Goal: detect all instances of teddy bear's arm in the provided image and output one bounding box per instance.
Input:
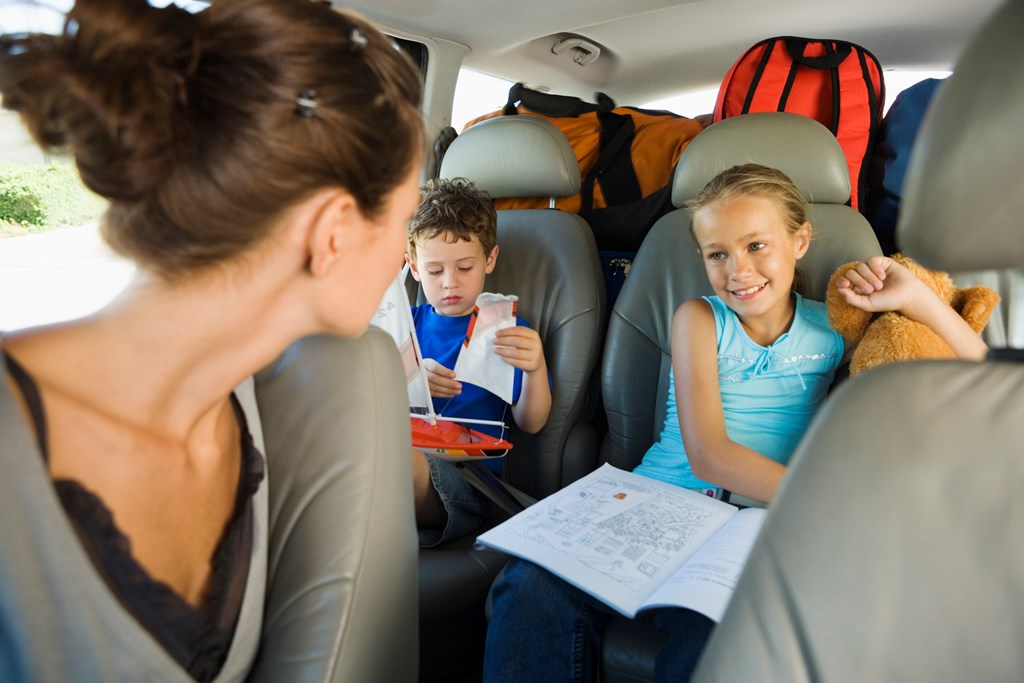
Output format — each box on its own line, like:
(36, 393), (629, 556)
(952, 285), (1002, 334)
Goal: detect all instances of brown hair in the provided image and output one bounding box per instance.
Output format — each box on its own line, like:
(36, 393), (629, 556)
(0, 0), (424, 278)
(407, 177), (497, 260)
(687, 163), (811, 294)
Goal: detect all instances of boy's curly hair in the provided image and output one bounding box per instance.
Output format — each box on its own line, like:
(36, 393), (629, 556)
(407, 177), (497, 259)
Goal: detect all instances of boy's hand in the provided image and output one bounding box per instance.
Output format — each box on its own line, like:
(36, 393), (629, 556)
(493, 326), (546, 374)
(422, 358), (461, 398)
(834, 255), (927, 315)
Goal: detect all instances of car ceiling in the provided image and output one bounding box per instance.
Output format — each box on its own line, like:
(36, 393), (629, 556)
(342, 0), (1006, 104)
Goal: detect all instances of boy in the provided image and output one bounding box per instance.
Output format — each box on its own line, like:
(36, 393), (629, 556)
(406, 177), (552, 547)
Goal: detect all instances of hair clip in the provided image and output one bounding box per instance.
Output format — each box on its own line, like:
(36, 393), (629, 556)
(295, 89), (318, 117)
(1, 34), (29, 56)
(350, 28), (368, 53)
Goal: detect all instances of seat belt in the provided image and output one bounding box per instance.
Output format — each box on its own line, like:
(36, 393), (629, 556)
(456, 461), (537, 517)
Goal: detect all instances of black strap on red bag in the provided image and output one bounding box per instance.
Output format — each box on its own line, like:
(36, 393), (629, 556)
(714, 36), (885, 210)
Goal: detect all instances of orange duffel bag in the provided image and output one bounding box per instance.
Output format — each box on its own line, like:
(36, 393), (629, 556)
(464, 83), (705, 253)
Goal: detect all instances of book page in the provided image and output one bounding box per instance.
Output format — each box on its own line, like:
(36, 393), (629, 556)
(642, 507), (767, 621)
(475, 463), (738, 617)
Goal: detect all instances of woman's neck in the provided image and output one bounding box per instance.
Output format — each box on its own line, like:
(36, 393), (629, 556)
(5, 254), (317, 446)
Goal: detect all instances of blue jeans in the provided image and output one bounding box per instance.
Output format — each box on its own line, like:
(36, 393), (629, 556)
(418, 456), (493, 548)
(483, 558), (714, 682)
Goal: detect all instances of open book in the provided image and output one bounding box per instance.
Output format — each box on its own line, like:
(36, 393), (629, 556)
(475, 463), (767, 620)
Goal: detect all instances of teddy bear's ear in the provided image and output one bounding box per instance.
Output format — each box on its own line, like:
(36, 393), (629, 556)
(826, 261), (873, 344)
(953, 285), (1002, 333)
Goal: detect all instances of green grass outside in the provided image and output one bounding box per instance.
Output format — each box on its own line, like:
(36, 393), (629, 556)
(0, 162), (107, 238)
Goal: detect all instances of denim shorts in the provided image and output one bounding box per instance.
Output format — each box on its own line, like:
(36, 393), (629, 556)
(418, 455), (493, 548)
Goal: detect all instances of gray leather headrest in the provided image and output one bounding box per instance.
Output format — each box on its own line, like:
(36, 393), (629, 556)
(898, 0), (1024, 271)
(671, 112), (851, 208)
(439, 116), (581, 200)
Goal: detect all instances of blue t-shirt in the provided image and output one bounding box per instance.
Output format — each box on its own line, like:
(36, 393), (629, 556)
(412, 304), (526, 470)
(633, 294), (844, 489)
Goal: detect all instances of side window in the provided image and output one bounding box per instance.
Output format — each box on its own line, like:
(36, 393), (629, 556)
(1, 1), (123, 331)
(1, 1), (217, 331)
(393, 36), (428, 78)
(451, 69), (514, 133)
(881, 70), (951, 113)
(642, 87), (719, 118)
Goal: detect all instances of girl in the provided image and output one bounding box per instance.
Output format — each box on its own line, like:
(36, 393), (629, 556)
(483, 163), (987, 682)
(0, 1), (423, 681)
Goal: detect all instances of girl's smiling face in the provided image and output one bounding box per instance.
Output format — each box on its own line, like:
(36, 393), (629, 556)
(693, 194), (811, 331)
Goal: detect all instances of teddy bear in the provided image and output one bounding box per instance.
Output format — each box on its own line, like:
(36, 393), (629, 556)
(825, 253), (1001, 376)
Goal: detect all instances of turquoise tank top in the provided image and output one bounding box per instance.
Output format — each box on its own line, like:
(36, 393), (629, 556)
(633, 294), (844, 489)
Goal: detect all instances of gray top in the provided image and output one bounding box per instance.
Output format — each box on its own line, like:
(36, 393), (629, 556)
(0, 343), (267, 683)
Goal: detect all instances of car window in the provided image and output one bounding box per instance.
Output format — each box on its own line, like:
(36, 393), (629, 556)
(0, 1), (127, 331)
(452, 68), (514, 132)
(642, 87), (719, 117)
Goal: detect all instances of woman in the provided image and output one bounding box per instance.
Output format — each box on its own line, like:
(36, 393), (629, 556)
(0, 1), (423, 680)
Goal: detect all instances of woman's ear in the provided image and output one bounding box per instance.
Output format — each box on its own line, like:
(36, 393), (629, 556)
(305, 191), (362, 278)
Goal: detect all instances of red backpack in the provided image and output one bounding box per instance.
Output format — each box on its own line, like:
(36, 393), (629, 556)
(714, 37), (885, 210)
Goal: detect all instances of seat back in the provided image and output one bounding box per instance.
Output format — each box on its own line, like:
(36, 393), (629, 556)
(600, 112), (881, 474)
(693, 2), (1024, 680)
(248, 331), (417, 683)
(437, 115), (607, 497)
(417, 116), (606, 681)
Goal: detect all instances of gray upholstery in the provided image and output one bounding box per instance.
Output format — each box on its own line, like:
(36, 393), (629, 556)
(440, 116), (581, 200)
(671, 112), (853, 207)
(897, 0), (1024, 350)
(598, 112), (882, 682)
(898, 2), (1024, 272)
(419, 114), (606, 680)
(692, 363), (1024, 683)
(485, 214), (606, 495)
(249, 331), (418, 683)
(693, 2), (1024, 681)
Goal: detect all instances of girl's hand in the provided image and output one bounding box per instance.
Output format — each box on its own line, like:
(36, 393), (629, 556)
(834, 255), (927, 314)
(422, 358), (461, 398)
(493, 326), (546, 375)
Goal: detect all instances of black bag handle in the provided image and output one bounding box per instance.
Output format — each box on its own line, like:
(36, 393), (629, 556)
(503, 82), (615, 117)
(784, 37), (852, 69)
(581, 112), (640, 213)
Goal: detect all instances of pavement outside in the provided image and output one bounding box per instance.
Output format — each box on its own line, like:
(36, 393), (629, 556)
(0, 222), (135, 332)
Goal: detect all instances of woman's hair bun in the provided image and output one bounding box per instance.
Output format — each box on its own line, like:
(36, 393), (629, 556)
(3, 0), (424, 278)
(1, 0), (201, 201)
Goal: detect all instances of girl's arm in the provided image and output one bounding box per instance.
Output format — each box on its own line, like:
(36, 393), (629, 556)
(497, 326), (552, 434)
(835, 256), (988, 360)
(673, 300), (786, 504)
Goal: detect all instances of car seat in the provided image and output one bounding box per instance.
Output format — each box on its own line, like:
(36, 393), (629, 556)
(864, 75), (1022, 349)
(248, 331), (418, 682)
(596, 112), (882, 681)
(418, 115), (607, 680)
(692, 1), (1024, 679)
